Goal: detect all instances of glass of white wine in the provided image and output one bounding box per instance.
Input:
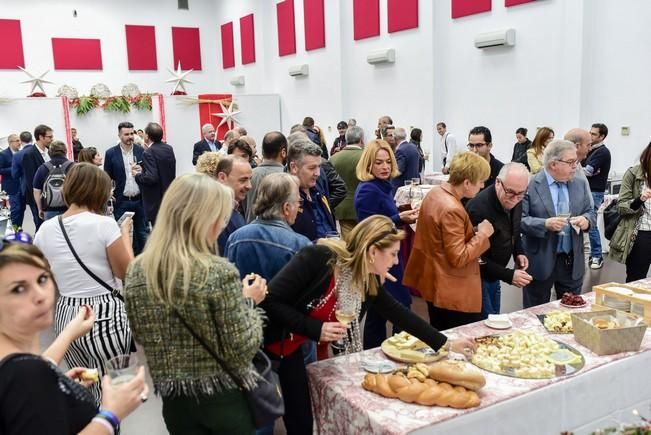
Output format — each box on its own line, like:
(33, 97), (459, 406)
(333, 298), (356, 354)
(107, 354), (139, 386)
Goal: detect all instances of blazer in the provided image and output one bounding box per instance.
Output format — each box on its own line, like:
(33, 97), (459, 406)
(21, 145), (46, 206)
(403, 184), (490, 312)
(320, 158), (346, 209)
(104, 144), (145, 200)
(11, 144), (33, 195)
(0, 148), (19, 195)
(520, 170), (596, 281)
(465, 184), (525, 284)
(391, 141), (424, 192)
(261, 244), (447, 351)
(135, 142), (176, 224)
(192, 138), (222, 166)
(330, 146), (363, 221)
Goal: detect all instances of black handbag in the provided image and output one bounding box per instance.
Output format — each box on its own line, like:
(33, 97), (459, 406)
(603, 199), (620, 240)
(170, 307), (284, 429)
(57, 215), (137, 353)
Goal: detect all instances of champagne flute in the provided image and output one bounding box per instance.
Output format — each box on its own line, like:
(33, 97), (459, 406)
(333, 296), (356, 354)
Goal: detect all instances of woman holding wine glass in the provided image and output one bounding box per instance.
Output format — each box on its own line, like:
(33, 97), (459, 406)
(353, 139), (419, 349)
(261, 215), (477, 435)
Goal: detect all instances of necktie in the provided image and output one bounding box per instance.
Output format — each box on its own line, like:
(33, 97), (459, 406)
(555, 182), (572, 254)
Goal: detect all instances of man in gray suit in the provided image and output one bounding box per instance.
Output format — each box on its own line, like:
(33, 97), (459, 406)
(521, 139), (596, 308)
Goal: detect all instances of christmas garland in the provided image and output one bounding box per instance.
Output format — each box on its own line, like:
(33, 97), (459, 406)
(69, 94), (154, 116)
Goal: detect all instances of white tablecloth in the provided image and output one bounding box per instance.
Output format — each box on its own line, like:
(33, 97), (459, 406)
(423, 173), (449, 186)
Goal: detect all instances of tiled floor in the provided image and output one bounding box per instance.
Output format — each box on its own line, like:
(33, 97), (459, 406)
(28, 201), (641, 435)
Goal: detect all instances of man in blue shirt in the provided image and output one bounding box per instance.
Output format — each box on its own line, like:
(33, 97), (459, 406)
(216, 155), (251, 254)
(287, 138), (336, 241)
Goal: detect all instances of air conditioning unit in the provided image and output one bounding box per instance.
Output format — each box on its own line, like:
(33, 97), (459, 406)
(474, 28), (516, 49)
(229, 75), (245, 86)
(288, 64), (309, 77)
(367, 48), (395, 65)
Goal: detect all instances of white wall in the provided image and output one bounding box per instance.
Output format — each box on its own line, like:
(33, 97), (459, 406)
(1, 0), (650, 173)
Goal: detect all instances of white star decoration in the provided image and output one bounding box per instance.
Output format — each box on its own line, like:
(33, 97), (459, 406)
(212, 101), (241, 130)
(165, 62), (193, 94)
(18, 66), (54, 95)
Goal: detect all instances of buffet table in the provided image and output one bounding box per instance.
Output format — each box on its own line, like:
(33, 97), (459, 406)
(306, 283), (651, 435)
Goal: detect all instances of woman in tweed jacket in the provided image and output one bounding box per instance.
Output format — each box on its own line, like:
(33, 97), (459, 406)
(125, 173), (267, 435)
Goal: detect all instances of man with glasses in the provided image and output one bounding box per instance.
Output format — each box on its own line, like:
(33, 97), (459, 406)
(22, 124), (53, 230)
(466, 163), (532, 318)
(520, 139), (596, 308)
(467, 126), (503, 189)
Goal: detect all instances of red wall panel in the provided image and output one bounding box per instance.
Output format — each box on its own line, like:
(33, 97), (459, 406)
(52, 38), (103, 70)
(171, 27), (202, 70)
(505, 0), (536, 6)
(221, 22), (235, 69)
(451, 0), (492, 19)
(304, 0), (325, 51)
(277, 0), (296, 56)
(353, 0), (380, 40)
(0, 19), (25, 69)
(125, 25), (157, 70)
(388, 0), (418, 33)
(240, 14), (256, 64)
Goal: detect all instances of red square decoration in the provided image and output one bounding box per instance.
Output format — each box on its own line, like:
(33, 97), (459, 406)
(353, 0), (380, 40)
(52, 38), (103, 70)
(171, 27), (202, 70)
(277, 0), (297, 56)
(240, 14), (256, 64)
(388, 0), (418, 33)
(0, 19), (25, 69)
(451, 0), (492, 19)
(125, 25), (157, 70)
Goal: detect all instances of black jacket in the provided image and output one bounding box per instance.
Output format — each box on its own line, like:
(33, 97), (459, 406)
(320, 158), (347, 209)
(192, 139), (222, 166)
(21, 145), (46, 206)
(135, 142), (176, 224)
(261, 244), (447, 350)
(511, 139), (531, 165)
(465, 184), (525, 284)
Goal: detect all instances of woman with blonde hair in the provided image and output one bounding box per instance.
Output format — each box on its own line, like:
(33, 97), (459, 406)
(354, 139), (419, 349)
(527, 127), (554, 174)
(124, 173), (266, 435)
(34, 163), (134, 403)
(405, 152), (494, 330)
(262, 215), (476, 434)
(195, 151), (221, 178)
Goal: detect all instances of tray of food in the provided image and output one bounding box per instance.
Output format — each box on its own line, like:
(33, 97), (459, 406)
(471, 330), (584, 379)
(537, 310), (573, 334)
(559, 292), (588, 308)
(381, 331), (448, 363)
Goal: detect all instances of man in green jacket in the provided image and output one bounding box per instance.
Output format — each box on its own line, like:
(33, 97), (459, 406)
(330, 125), (365, 239)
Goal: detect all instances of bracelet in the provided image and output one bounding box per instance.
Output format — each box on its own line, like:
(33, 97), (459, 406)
(91, 417), (115, 435)
(97, 410), (120, 430)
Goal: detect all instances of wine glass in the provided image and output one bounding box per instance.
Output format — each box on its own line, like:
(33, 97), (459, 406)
(410, 187), (424, 210)
(333, 295), (356, 354)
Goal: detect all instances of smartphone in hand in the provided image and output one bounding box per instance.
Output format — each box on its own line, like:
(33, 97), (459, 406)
(117, 211), (135, 226)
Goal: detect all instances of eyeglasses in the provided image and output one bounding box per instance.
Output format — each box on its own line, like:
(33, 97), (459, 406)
(556, 159), (578, 167)
(467, 143), (488, 150)
(0, 232), (34, 251)
(497, 178), (526, 198)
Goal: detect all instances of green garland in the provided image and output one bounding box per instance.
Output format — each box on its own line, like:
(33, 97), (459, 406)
(69, 94), (155, 116)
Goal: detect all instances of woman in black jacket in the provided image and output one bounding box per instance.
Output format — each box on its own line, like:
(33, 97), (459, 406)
(261, 215), (477, 434)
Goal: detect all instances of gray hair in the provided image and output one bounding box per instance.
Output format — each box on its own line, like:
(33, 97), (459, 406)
(290, 124), (308, 134)
(347, 118), (357, 126)
(345, 126), (364, 145)
(287, 131), (309, 148)
(224, 129), (239, 142)
(394, 127), (407, 142)
(254, 172), (299, 220)
(497, 162), (529, 179)
(201, 123), (214, 134)
(287, 138), (322, 166)
(543, 139), (576, 167)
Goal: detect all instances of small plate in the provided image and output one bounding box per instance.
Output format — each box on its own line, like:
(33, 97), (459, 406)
(560, 301), (588, 309)
(360, 359), (397, 374)
(484, 319), (512, 330)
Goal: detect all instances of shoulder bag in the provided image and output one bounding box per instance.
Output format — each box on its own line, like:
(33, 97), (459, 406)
(170, 307), (284, 429)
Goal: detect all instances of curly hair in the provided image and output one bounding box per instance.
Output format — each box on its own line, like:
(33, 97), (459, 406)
(195, 152), (221, 178)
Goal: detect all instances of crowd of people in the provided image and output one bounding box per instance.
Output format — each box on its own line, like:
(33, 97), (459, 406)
(0, 115), (650, 435)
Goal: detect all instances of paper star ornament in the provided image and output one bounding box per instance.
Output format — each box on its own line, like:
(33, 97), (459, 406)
(18, 67), (54, 96)
(165, 62), (193, 95)
(212, 101), (241, 130)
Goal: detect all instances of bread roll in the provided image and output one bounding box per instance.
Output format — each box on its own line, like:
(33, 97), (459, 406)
(427, 360), (486, 391)
(362, 373), (481, 409)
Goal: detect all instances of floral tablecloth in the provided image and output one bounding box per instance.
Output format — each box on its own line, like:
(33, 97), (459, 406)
(306, 286), (651, 435)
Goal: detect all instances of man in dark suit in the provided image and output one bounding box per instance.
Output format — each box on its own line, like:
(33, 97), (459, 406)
(22, 124), (54, 230)
(10, 131), (34, 229)
(134, 122), (176, 226)
(466, 163), (532, 318)
(104, 121), (148, 254)
(192, 123), (221, 165)
(0, 134), (24, 229)
(391, 127), (424, 193)
(521, 139), (596, 308)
